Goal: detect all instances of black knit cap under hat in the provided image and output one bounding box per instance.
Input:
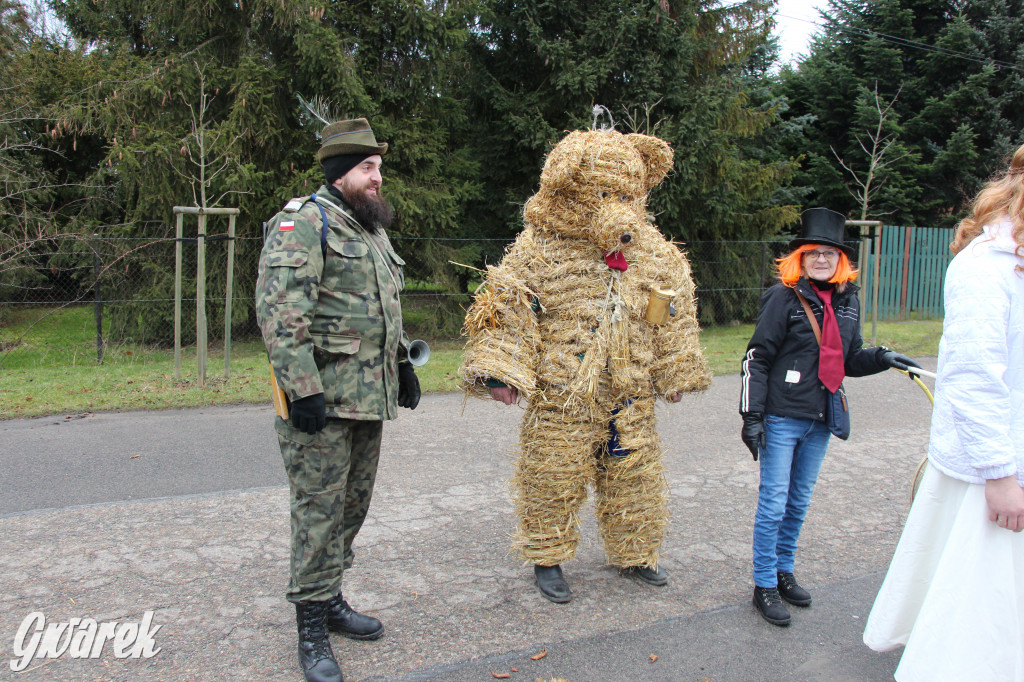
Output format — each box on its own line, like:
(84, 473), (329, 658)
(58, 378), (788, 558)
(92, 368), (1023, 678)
(324, 154), (369, 186)
(789, 207), (856, 259)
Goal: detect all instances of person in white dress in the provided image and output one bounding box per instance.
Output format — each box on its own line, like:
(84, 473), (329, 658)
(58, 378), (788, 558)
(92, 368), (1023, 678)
(863, 143), (1024, 681)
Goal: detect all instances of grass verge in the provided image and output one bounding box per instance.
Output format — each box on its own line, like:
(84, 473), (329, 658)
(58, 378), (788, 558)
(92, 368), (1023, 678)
(1, 307), (942, 420)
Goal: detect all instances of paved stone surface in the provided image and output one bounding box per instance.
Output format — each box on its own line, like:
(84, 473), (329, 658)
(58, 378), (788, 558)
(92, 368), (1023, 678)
(0, 365), (934, 681)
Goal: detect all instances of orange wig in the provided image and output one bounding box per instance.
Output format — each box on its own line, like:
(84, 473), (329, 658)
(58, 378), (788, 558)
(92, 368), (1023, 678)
(776, 244), (859, 289)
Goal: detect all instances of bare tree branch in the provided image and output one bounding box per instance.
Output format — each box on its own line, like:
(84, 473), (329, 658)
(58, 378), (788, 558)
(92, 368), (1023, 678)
(174, 61), (252, 210)
(831, 82), (908, 220)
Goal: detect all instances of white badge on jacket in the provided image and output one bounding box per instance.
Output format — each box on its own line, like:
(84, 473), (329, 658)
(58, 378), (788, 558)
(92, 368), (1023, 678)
(785, 370), (800, 383)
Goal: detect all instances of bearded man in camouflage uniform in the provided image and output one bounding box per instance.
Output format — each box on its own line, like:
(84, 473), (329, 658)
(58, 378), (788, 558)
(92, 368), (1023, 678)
(256, 117), (420, 682)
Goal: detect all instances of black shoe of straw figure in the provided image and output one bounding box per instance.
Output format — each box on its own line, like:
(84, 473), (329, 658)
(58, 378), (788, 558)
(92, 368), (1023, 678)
(534, 564), (572, 603)
(620, 565), (669, 586)
(776, 572), (812, 607)
(753, 586), (791, 626)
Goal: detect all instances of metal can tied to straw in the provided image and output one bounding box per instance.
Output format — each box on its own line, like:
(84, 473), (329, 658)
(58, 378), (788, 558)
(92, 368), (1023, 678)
(645, 286), (675, 325)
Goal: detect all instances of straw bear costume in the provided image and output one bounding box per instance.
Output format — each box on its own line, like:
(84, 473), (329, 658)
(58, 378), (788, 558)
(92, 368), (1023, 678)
(460, 128), (711, 569)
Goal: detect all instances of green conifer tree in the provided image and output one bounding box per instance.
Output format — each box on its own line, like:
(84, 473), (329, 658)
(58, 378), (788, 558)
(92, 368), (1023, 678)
(778, 0), (1024, 227)
(40, 0), (475, 341)
(458, 0), (799, 323)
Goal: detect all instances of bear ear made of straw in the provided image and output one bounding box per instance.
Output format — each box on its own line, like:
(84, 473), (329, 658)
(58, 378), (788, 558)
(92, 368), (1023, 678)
(538, 131), (588, 192)
(626, 133), (673, 189)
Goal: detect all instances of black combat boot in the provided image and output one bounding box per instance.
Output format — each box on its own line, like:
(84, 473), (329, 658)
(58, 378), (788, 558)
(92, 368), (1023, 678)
(295, 601), (344, 682)
(326, 594), (384, 640)
(534, 564), (572, 603)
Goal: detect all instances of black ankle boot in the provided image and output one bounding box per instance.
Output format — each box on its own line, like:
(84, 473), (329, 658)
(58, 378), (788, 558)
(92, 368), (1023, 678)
(534, 564), (572, 603)
(326, 594), (384, 640)
(296, 601), (344, 682)
(753, 586), (790, 626)
(776, 572), (811, 606)
(620, 565), (669, 586)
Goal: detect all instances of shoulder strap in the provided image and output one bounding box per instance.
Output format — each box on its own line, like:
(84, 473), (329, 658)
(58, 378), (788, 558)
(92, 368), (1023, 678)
(794, 289), (822, 346)
(306, 193), (329, 256)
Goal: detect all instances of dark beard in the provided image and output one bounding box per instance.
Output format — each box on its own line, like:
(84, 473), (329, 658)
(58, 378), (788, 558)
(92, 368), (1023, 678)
(330, 185), (394, 232)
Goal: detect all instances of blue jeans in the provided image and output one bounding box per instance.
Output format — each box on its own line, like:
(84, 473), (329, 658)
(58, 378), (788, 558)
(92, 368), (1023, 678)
(752, 415), (832, 588)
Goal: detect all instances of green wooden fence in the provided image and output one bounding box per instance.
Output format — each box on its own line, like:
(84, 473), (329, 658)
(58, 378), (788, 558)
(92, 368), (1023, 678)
(859, 225), (954, 320)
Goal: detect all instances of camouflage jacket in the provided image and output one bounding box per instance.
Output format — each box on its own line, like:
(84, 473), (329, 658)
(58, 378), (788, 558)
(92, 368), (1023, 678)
(255, 185), (410, 421)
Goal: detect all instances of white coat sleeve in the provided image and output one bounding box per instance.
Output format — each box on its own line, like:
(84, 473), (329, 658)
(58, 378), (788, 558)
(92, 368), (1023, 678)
(938, 259), (1017, 480)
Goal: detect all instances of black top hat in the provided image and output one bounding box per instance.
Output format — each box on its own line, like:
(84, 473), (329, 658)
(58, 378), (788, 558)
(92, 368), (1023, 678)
(789, 207), (855, 259)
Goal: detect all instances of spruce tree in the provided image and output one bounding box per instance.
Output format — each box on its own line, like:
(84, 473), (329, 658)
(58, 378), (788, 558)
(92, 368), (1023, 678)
(0, 0), (40, 309)
(40, 0), (475, 341)
(458, 0), (799, 323)
(0, 0), (100, 310)
(778, 0), (1024, 227)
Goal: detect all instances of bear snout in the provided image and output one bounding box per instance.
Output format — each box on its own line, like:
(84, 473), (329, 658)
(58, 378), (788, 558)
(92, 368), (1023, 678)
(593, 201), (646, 252)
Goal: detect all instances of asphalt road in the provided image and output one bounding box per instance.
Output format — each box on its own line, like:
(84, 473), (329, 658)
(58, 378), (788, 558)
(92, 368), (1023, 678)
(0, 368), (932, 680)
(0, 405), (288, 514)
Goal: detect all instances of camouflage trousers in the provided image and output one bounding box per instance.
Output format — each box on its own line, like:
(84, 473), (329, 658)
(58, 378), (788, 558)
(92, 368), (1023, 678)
(275, 416), (382, 603)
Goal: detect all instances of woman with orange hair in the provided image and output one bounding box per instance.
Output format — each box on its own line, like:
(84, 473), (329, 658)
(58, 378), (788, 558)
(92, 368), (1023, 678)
(739, 208), (919, 626)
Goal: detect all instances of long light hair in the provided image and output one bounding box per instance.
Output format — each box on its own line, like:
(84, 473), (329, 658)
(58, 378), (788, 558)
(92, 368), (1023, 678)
(952, 143), (1024, 271)
(776, 243), (859, 290)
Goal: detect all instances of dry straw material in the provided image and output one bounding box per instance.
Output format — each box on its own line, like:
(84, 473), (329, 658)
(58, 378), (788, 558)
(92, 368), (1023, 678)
(459, 127), (711, 568)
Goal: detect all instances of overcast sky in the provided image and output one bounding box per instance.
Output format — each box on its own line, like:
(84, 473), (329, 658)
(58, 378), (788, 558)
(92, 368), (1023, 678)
(774, 0), (827, 64)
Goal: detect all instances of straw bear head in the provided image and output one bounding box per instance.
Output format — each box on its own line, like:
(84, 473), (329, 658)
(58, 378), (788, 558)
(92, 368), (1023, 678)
(525, 129), (674, 253)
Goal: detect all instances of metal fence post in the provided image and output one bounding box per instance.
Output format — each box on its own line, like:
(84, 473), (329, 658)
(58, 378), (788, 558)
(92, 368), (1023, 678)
(759, 241), (767, 295)
(872, 224), (882, 344)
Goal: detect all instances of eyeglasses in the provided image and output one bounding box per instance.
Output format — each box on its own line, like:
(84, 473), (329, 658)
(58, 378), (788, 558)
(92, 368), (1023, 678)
(804, 249), (839, 261)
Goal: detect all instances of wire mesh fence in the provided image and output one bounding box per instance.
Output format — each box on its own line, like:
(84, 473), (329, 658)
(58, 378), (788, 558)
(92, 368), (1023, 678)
(0, 233), (937, 369)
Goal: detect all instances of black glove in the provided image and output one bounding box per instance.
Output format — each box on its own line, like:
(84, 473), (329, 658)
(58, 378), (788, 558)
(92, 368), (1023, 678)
(398, 362), (421, 410)
(741, 412), (766, 461)
(879, 349), (922, 376)
(290, 393), (326, 435)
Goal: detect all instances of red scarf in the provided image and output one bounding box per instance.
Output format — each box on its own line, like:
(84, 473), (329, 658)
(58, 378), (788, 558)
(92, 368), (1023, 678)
(812, 284), (845, 393)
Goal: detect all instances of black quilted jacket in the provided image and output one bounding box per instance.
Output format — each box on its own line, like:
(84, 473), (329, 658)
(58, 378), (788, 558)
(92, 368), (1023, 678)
(739, 277), (889, 421)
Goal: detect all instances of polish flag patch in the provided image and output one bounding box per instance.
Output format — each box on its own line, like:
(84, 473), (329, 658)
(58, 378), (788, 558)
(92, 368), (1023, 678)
(279, 221), (295, 231)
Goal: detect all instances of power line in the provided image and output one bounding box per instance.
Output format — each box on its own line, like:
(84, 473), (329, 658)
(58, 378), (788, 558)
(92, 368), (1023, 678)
(777, 12), (1022, 73)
